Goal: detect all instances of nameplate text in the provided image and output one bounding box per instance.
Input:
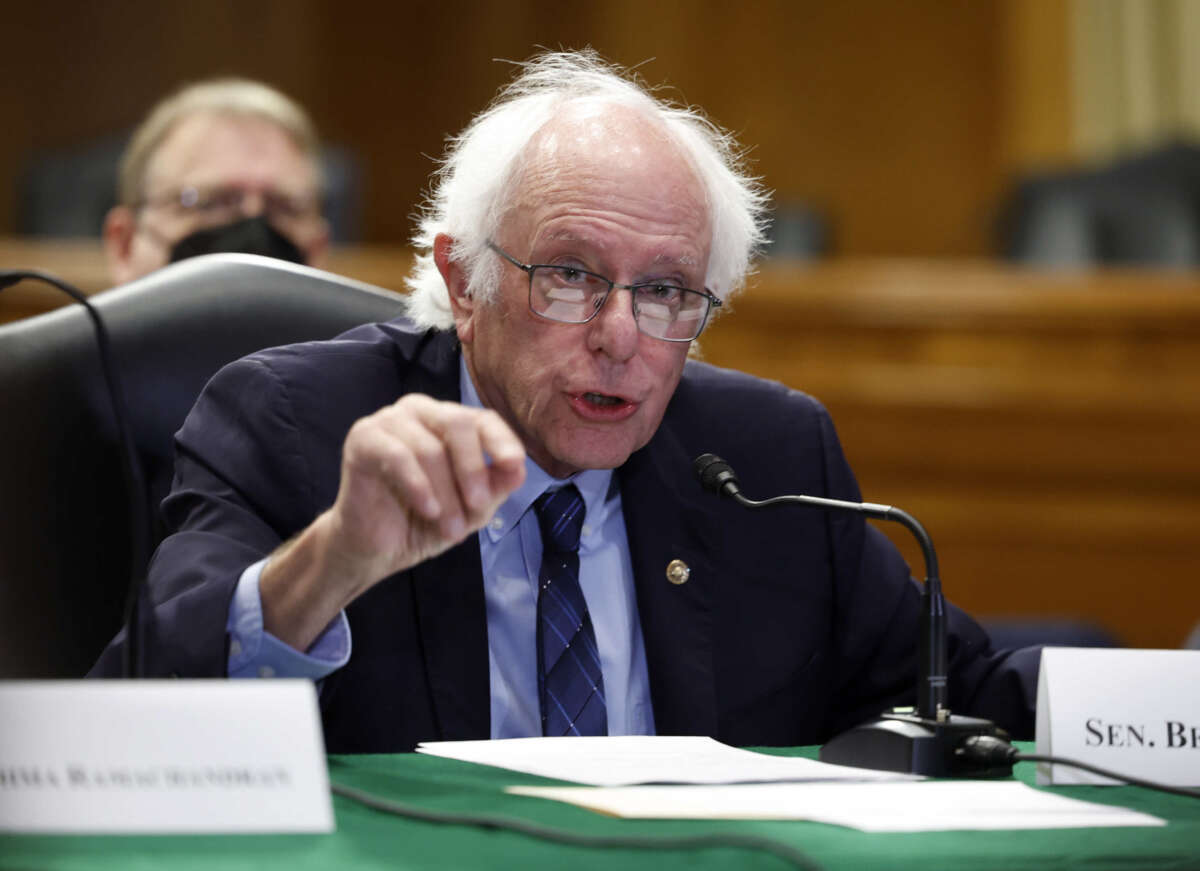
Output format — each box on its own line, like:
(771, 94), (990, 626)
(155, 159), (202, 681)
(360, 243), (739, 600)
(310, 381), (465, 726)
(0, 680), (333, 833)
(1035, 648), (1200, 786)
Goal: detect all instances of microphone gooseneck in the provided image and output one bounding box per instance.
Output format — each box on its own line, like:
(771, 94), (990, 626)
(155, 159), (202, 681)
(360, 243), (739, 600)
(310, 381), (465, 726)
(694, 452), (945, 719)
(693, 452), (1008, 777)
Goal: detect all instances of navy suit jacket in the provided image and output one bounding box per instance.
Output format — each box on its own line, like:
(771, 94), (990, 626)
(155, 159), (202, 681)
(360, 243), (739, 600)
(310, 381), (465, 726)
(93, 319), (1037, 751)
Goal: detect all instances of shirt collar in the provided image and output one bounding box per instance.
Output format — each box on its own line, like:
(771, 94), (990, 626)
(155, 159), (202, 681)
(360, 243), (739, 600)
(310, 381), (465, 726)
(459, 357), (614, 543)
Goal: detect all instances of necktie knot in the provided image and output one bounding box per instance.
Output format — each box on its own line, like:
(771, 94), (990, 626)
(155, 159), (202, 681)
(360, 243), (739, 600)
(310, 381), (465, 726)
(534, 484), (585, 554)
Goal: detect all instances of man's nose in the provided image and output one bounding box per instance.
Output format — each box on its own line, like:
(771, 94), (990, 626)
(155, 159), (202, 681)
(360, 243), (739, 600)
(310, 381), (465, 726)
(239, 191), (267, 217)
(587, 288), (640, 360)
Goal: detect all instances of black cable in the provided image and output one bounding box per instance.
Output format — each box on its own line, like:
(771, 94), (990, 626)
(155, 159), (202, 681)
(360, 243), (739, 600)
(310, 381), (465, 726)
(1013, 752), (1200, 800)
(0, 270), (150, 678)
(328, 781), (824, 871)
(960, 735), (1200, 800)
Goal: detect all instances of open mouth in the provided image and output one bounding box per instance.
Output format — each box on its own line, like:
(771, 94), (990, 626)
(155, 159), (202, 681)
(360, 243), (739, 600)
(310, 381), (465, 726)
(583, 392), (625, 407)
(570, 391), (638, 421)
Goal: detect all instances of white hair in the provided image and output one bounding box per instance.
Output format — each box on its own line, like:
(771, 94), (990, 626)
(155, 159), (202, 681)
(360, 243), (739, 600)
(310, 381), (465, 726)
(404, 50), (770, 330)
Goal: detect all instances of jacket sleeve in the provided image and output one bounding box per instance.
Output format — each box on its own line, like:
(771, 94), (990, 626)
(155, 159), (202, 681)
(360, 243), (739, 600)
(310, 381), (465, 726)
(89, 354), (321, 678)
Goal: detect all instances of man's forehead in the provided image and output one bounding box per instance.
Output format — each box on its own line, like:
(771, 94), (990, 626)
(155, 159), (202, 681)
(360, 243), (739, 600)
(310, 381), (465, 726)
(526, 103), (679, 168)
(512, 106), (708, 212)
(144, 111), (317, 192)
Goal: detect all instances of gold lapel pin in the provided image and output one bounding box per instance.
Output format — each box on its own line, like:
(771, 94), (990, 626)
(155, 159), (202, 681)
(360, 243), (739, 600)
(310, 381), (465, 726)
(666, 559), (690, 585)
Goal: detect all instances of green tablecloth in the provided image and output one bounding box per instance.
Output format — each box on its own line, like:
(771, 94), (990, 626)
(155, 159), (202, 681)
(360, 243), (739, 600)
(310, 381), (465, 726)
(2, 744), (1196, 870)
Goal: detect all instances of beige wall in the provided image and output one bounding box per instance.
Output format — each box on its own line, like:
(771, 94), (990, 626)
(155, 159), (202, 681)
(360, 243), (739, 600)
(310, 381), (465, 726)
(1072, 0), (1200, 159)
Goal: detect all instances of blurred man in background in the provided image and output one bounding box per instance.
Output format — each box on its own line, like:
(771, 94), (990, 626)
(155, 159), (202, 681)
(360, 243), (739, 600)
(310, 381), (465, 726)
(102, 78), (329, 284)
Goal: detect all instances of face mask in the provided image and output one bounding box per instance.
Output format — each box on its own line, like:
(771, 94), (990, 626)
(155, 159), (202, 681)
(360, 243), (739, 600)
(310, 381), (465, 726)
(168, 215), (306, 265)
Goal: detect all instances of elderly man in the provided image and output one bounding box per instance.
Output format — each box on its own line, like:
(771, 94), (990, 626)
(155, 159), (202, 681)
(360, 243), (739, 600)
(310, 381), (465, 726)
(93, 52), (1037, 752)
(102, 78), (329, 284)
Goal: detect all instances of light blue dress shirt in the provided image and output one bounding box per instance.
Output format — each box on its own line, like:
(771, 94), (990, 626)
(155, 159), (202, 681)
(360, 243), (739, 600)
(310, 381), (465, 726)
(226, 359), (655, 737)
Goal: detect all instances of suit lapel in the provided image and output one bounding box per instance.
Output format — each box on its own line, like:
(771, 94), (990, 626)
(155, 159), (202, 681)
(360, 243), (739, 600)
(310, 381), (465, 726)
(400, 328), (490, 740)
(619, 421), (722, 737)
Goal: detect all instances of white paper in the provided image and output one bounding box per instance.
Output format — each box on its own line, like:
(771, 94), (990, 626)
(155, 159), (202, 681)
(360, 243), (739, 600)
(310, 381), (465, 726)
(417, 735), (917, 786)
(507, 780), (1166, 832)
(0, 680), (333, 833)
(1036, 648), (1200, 786)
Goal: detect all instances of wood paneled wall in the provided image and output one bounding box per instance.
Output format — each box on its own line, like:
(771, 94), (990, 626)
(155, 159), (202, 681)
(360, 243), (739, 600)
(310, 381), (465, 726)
(700, 260), (1200, 650)
(2, 0), (1073, 257)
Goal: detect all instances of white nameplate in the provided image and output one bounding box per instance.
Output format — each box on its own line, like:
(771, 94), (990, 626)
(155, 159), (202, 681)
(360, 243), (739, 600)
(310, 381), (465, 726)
(0, 680), (333, 833)
(1036, 648), (1200, 786)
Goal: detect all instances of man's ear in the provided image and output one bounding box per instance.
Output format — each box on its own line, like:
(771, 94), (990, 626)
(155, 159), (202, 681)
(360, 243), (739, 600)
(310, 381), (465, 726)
(101, 205), (138, 286)
(433, 233), (476, 344)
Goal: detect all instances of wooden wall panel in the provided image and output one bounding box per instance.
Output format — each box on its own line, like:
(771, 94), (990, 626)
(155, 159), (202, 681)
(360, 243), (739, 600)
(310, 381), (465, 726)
(998, 0), (1074, 170)
(3, 0), (1027, 256)
(699, 260), (1200, 649)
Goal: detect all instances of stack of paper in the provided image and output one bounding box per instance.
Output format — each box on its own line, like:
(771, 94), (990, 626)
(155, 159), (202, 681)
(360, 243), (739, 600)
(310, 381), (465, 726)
(417, 736), (1165, 832)
(418, 735), (910, 786)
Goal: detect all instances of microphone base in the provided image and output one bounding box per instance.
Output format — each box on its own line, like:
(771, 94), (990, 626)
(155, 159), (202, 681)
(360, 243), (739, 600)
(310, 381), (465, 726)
(818, 710), (1014, 778)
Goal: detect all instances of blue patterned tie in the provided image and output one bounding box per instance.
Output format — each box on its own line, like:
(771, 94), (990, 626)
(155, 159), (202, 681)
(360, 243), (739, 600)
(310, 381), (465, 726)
(534, 484), (607, 736)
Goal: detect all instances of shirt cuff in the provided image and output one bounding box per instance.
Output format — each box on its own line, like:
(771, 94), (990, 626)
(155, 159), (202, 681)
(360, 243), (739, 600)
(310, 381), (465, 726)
(226, 557), (352, 679)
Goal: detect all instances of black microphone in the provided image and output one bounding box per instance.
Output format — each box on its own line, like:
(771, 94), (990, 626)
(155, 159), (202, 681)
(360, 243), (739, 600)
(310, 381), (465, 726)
(1, 270), (151, 679)
(693, 452), (1012, 777)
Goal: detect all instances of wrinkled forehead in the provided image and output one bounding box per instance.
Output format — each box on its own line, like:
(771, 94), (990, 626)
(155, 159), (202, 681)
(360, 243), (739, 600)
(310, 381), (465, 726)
(506, 102), (711, 229)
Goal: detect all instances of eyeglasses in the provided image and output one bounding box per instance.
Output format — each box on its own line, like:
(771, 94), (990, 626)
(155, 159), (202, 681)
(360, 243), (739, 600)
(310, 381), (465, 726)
(488, 242), (721, 342)
(137, 185), (321, 229)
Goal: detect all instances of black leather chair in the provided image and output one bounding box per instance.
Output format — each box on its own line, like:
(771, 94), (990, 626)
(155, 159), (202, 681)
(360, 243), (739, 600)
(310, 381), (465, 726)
(0, 254), (405, 677)
(1001, 176), (1200, 267)
(999, 142), (1200, 268)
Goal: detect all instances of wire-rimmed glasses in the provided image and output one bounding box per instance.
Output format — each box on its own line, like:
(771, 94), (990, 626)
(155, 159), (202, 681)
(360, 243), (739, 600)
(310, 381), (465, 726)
(488, 241), (720, 342)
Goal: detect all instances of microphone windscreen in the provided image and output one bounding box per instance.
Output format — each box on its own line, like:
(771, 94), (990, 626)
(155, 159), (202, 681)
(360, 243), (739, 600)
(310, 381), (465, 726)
(694, 453), (736, 494)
